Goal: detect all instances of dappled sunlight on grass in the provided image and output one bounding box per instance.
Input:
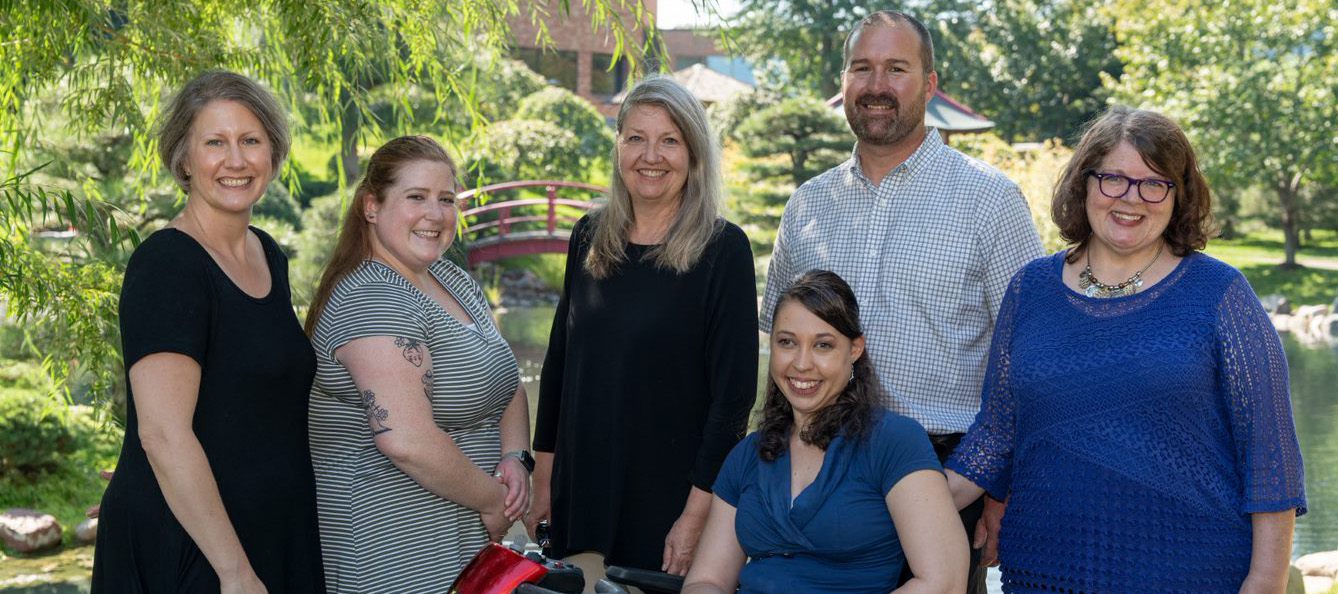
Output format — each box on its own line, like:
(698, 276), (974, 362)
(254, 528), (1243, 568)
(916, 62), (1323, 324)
(1232, 264), (1338, 306)
(1204, 231), (1338, 305)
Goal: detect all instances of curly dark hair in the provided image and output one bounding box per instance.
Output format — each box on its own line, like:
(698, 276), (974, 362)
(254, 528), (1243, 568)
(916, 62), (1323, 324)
(1052, 106), (1216, 263)
(757, 270), (880, 462)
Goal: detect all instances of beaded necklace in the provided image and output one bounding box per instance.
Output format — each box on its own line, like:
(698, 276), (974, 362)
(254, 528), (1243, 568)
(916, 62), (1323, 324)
(1078, 243), (1164, 298)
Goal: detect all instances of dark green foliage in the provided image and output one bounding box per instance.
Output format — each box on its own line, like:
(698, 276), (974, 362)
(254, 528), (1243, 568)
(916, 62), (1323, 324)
(728, 0), (866, 99)
(253, 183), (302, 229)
(1110, 0), (1338, 267)
(735, 97), (851, 187)
(724, 97), (850, 247)
(0, 0), (651, 407)
(0, 180), (123, 404)
(933, 0), (1121, 143)
(0, 377), (122, 550)
(469, 56), (551, 123)
(708, 87), (783, 143)
(515, 86), (614, 164)
(465, 120), (585, 184)
(291, 161), (339, 209)
(726, 0), (1119, 144)
(291, 192), (350, 310)
(0, 325), (34, 361)
(0, 392), (111, 477)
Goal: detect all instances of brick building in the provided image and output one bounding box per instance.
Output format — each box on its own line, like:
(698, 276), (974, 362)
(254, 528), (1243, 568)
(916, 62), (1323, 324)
(659, 29), (755, 85)
(508, 0), (658, 118)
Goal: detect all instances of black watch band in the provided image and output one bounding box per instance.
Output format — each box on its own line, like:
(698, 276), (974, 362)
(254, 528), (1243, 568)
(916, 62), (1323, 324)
(502, 449), (535, 473)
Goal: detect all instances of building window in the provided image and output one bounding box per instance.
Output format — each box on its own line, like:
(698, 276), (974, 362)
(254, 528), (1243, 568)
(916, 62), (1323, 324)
(590, 52), (628, 95)
(515, 47), (579, 91)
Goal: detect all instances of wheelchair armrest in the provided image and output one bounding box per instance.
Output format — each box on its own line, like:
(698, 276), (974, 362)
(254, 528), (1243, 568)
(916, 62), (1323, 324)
(603, 566), (685, 594)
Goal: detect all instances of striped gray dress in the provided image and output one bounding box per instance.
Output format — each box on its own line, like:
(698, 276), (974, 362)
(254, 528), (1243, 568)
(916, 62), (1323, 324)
(309, 259), (519, 593)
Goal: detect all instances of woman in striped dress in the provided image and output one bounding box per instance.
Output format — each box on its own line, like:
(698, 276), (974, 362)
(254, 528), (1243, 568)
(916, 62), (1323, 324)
(304, 136), (531, 592)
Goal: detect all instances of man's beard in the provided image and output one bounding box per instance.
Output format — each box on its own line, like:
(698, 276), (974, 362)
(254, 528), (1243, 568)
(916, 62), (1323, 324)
(844, 90), (927, 147)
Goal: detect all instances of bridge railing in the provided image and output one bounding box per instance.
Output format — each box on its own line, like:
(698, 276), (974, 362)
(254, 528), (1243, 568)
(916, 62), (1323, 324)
(458, 180), (606, 265)
(460, 180), (605, 239)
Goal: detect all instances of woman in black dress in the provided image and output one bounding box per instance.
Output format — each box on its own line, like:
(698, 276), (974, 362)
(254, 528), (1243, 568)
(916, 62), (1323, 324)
(528, 76), (758, 578)
(92, 71), (324, 594)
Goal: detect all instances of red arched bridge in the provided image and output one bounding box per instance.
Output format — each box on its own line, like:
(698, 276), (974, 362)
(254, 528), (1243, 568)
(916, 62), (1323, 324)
(459, 180), (606, 266)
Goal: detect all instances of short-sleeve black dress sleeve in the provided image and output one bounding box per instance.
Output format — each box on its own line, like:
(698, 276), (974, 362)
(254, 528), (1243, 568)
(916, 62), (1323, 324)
(92, 227), (325, 593)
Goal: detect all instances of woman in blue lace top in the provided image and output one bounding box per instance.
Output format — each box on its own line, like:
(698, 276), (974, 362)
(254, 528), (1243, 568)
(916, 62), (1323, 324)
(945, 107), (1306, 593)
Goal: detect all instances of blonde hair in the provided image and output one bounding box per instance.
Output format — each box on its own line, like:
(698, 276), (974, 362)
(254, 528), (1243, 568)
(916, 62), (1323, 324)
(584, 76), (723, 278)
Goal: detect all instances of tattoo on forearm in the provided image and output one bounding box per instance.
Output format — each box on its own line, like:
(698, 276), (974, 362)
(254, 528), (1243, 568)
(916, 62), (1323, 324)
(360, 389), (391, 435)
(421, 370), (434, 401)
(395, 337), (425, 367)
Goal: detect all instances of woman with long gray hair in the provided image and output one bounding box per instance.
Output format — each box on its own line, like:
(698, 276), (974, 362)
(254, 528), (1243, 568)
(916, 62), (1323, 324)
(528, 76), (758, 579)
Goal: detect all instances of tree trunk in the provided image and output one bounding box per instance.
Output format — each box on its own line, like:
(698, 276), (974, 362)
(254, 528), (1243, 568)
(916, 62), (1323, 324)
(1276, 182), (1301, 270)
(791, 148), (806, 187)
(819, 34), (838, 99)
(339, 87), (362, 186)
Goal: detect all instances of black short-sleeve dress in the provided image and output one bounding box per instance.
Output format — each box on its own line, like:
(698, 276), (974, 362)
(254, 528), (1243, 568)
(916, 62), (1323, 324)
(92, 227), (325, 593)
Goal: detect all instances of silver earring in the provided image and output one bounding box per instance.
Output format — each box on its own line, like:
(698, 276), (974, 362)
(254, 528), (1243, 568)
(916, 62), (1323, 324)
(849, 366), (855, 382)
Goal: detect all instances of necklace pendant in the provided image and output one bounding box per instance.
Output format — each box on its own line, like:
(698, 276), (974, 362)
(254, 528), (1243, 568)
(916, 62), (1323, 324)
(1085, 285), (1100, 297)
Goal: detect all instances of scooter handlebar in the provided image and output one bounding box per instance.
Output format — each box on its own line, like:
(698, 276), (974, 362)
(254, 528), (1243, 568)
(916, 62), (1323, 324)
(603, 565), (685, 594)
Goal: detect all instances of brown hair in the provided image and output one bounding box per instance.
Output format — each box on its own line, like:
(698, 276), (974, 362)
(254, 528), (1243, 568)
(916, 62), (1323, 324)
(842, 10), (935, 75)
(1052, 106), (1215, 262)
(756, 270), (879, 462)
(304, 135), (457, 335)
(157, 71), (290, 193)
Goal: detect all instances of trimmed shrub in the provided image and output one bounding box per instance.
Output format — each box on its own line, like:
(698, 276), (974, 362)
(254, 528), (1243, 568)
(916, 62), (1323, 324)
(515, 86), (614, 164)
(0, 393), (96, 477)
(465, 119), (584, 184)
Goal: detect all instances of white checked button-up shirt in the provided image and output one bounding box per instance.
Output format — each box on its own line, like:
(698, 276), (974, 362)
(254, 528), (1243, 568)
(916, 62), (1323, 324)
(761, 129), (1044, 434)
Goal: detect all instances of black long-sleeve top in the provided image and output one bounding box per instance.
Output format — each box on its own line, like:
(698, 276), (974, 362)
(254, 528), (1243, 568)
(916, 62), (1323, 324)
(534, 214), (758, 569)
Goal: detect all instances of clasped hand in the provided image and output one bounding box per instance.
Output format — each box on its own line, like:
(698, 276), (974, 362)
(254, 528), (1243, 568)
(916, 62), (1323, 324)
(483, 456), (531, 541)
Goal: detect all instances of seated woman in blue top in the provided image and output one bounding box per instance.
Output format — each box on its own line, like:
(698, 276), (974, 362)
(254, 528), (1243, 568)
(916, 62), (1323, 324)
(683, 270), (966, 594)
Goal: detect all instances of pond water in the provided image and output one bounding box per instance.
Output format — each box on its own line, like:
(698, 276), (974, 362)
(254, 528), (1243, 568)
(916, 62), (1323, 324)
(496, 305), (1338, 568)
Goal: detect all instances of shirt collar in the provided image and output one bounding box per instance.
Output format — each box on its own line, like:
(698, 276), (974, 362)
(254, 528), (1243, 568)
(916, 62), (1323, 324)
(844, 127), (943, 185)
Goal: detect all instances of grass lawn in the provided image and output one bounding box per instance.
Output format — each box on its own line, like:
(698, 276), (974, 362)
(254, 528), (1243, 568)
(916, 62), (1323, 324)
(1204, 230), (1338, 306)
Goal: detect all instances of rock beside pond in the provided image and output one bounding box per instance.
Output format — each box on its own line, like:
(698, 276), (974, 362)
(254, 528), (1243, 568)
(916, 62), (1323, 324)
(498, 269), (559, 307)
(73, 518), (97, 545)
(0, 508), (62, 553)
(1297, 550), (1338, 578)
(1270, 304), (1338, 344)
(1261, 294), (1292, 314)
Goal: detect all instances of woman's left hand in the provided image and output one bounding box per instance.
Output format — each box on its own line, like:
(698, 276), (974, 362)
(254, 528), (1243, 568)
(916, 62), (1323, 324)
(496, 456), (530, 523)
(663, 486), (713, 574)
(662, 509), (708, 575)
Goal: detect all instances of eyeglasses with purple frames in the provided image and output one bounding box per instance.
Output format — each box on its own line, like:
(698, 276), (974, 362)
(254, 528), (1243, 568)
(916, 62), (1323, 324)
(1084, 170), (1176, 204)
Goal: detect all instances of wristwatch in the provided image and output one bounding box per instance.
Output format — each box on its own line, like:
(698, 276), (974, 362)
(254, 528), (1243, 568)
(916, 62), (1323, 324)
(501, 449), (535, 473)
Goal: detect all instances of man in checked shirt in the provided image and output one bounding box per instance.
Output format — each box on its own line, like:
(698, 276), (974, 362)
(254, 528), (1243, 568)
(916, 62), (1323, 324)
(759, 10), (1044, 593)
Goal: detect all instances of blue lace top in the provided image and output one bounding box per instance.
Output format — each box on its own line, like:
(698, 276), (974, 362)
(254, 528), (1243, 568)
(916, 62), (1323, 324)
(946, 251), (1306, 593)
